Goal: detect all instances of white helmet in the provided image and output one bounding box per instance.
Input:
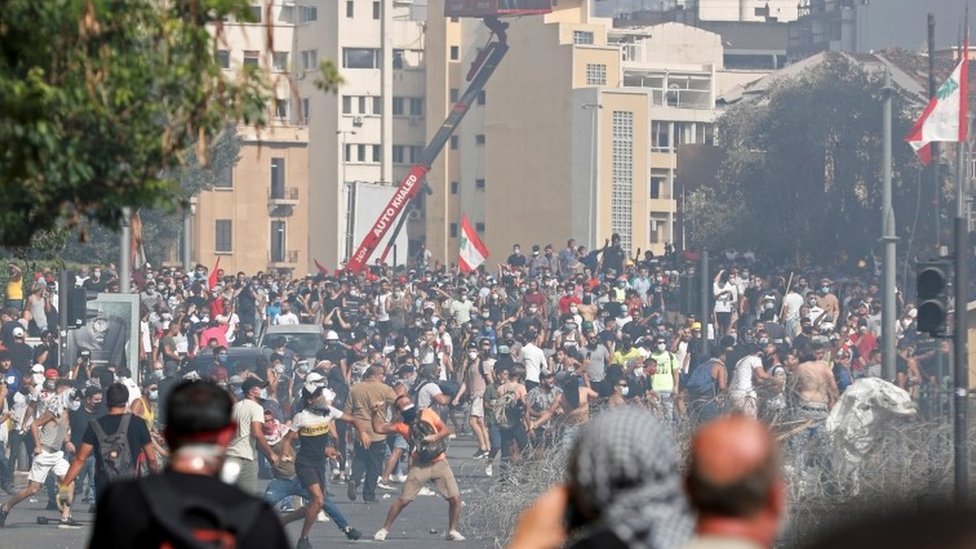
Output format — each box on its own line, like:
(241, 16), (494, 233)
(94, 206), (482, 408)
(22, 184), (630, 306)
(325, 330), (339, 341)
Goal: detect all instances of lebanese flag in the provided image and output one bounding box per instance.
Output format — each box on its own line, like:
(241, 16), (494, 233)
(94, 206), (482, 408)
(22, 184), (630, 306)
(208, 256), (221, 290)
(905, 45), (969, 163)
(457, 214), (489, 273)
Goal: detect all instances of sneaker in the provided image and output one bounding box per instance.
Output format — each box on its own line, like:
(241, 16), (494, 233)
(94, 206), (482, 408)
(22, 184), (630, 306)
(445, 530), (466, 541)
(316, 510), (330, 522)
(447, 434), (457, 440)
(347, 481), (358, 501)
(485, 463), (493, 477)
(472, 448), (486, 458)
(58, 517), (82, 529)
(373, 528), (389, 541)
(296, 537), (313, 549)
(417, 486), (436, 496)
(0, 505), (8, 528)
(377, 481), (397, 491)
(393, 473), (408, 483)
(343, 526), (363, 540)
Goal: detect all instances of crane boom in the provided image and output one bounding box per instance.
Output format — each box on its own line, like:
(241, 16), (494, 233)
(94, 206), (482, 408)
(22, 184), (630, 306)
(345, 17), (509, 273)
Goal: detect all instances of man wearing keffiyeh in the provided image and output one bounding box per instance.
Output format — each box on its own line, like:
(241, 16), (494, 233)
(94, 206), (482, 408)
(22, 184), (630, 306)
(508, 407), (695, 549)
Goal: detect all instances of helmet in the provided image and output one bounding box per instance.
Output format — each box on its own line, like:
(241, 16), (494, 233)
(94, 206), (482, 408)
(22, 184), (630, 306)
(325, 330), (339, 341)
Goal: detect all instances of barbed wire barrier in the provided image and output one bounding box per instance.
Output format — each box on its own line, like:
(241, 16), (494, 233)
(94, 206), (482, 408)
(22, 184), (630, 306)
(460, 391), (973, 548)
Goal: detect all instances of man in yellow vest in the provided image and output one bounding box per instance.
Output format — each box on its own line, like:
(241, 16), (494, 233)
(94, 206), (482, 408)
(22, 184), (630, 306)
(648, 336), (680, 426)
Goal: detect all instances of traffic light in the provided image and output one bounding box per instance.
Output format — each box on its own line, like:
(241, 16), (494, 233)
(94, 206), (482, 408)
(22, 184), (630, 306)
(916, 261), (949, 336)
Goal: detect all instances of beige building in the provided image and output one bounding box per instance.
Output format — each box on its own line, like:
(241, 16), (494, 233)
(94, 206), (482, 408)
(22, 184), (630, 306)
(425, 0), (763, 263)
(190, 0), (310, 275)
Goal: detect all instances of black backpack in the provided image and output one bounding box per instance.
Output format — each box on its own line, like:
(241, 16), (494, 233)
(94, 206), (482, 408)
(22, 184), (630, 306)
(138, 474), (263, 549)
(91, 414), (136, 482)
(408, 412), (446, 464)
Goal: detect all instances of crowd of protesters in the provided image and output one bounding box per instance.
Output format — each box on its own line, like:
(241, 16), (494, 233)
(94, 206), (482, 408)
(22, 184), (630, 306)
(0, 233), (945, 545)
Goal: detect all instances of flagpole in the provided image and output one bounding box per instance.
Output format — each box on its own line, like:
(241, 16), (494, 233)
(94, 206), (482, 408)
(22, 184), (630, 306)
(954, 16), (970, 504)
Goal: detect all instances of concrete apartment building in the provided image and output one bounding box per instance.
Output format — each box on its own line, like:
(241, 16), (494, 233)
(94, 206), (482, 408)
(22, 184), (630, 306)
(424, 0), (765, 263)
(191, 1), (311, 275)
(297, 0), (427, 269)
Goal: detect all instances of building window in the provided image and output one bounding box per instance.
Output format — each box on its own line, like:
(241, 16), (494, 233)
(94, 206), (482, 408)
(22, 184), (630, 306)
(450, 46), (459, 60)
(373, 1), (380, 19)
(573, 30), (594, 45)
(301, 97), (310, 124)
(372, 96), (382, 115)
(475, 134), (486, 145)
(299, 5), (318, 22)
(476, 222), (485, 232)
(611, 111), (634, 253)
(270, 157), (285, 196)
(392, 97), (404, 116)
(215, 220), (233, 253)
(475, 178), (485, 190)
(346, 0), (354, 18)
(410, 146), (422, 163)
(392, 145), (405, 164)
(650, 176), (665, 199)
(409, 97), (424, 116)
(249, 5), (263, 22)
(450, 135), (459, 150)
(358, 96), (367, 114)
(393, 49), (404, 69)
(451, 181), (459, 194)
(274, 99), (288, 119)
(343, 144), (351, 162)
(477, 90), (486, 105)
(301, 49), (318, 71)
(450, 88), (459, 103)
(215, 165), (233, 189)
(279, 5), (294, 23)
(372, 145), (381, 162)
(272, 51), (289, 72)
(270, 221), (286, 262)
(216, 50), (230, 69)
(450, 223), (458, 238)
(243, 50), (259, 67)
(342, 96), (352, 114)
(651, 121), (670, 152)
(585, 63), (607, 86)
(343, 48), (380, 69)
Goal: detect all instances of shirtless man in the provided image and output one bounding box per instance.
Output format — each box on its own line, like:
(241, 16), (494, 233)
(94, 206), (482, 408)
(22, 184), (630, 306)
(531, 373), (598, 450)
(789, 343), (839, 473)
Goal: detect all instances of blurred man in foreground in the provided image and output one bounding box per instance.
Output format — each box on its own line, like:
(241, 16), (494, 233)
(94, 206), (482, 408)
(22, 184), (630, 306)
(88, 381), (289, 548)
(682, 415), (785, 549)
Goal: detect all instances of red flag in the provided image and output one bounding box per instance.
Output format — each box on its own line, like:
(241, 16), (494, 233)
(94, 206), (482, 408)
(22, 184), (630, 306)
(208, 257), (221, 290)
(314, 258), (330, 277)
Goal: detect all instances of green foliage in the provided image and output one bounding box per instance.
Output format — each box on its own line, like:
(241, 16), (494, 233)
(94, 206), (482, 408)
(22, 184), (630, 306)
(687, 56), (933, 263)
(0, 0), (268, 246)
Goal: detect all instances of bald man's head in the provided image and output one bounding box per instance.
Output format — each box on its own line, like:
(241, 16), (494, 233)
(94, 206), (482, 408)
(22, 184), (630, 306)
(686, 415), (780, 519)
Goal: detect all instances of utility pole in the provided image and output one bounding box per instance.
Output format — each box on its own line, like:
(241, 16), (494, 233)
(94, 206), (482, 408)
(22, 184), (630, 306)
(120, 207), (131, 293)
(931, 14), (942, 252)
(881, 71), (898, 382)
(182, 208), (192, 272)
(700, 250), (709, 357)
(953, 15), (970, 505)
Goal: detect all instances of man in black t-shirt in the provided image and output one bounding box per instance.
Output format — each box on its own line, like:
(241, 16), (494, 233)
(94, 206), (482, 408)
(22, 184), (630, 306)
(67, 387), (103, 505)
(61, 383), (157, 500)
(86, 381), (289, 549)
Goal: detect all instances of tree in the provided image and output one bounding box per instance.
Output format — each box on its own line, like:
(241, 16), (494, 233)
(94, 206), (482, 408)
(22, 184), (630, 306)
(686, 55), (936, 265)
(0, 0), (269, 247)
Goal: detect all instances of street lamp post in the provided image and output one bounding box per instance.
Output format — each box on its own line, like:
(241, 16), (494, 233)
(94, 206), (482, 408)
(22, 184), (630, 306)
(582, 103), (603, 250)
(337, 130), (357, 260)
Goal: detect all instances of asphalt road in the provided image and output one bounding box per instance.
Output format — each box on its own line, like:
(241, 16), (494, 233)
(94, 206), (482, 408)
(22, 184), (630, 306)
(0, 437), (496, 549)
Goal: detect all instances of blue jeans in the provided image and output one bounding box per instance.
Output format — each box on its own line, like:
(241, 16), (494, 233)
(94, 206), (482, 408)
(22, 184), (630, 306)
(263, 477), (350, 530)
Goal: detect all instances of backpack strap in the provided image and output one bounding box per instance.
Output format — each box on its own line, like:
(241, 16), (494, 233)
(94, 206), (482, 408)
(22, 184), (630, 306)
(90, 417), (109, 442)
(118, 413), (132, 436)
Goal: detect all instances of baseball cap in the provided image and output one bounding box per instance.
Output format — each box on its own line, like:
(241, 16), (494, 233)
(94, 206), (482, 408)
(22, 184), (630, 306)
(44, 368), (59, 380)
(31, 363), (44, 374)
(303, 372), (327, 394)
(12, 326), (25, 338)
(690, 322), (702, 331)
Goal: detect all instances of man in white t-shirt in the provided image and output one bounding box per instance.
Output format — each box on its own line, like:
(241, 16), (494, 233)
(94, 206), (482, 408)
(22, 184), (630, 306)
(728, 346), (769, 418)
(520, 333), (548, 391)
(226, 379), (279, 494)
(274, 303), (300, 326)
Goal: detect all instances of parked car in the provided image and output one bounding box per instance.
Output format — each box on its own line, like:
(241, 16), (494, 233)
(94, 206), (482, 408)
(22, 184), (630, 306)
(258, 324), (324, 360)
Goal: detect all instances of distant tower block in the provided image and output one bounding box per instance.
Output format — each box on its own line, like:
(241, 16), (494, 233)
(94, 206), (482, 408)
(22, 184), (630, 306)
(445, 0), (552, 18)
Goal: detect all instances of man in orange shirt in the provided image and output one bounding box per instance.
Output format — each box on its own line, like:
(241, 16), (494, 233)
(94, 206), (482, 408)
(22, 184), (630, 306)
(370, 394), (465, 542)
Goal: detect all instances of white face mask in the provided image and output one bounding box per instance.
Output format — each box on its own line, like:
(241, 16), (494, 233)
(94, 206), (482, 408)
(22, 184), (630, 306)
(619, 386), (630, 397)
(274, 365), (285, 375)
(259, 388), (268, 399)
(657, 343), (666, 352)
(467, 350), (478, 360)
(32, 373), (44, 387)
(570, 306), (578, 314)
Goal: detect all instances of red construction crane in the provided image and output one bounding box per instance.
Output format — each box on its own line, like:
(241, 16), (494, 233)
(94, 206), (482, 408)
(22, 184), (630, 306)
(344, 2), (552, 273)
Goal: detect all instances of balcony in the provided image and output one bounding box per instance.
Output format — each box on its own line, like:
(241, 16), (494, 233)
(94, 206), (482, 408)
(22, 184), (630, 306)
(269, 249), (299, 267)
(269, 186), (299, 205)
